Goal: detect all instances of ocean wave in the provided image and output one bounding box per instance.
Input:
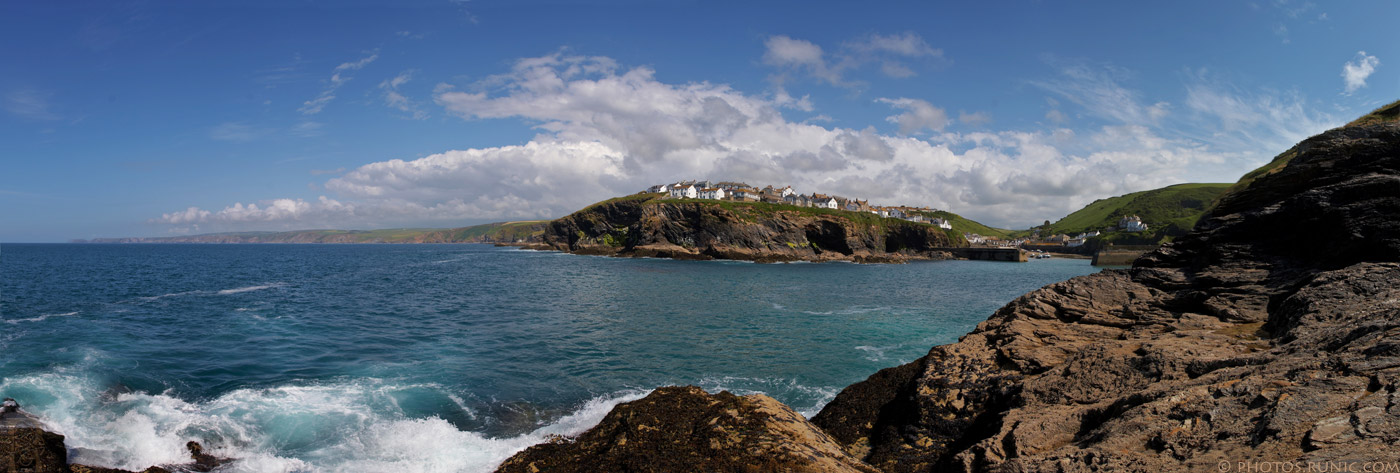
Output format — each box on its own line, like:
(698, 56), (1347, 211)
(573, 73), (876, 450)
(853, 343), (905, 362)
(800, 306), (892, 316)
(0, 371), (646, 473)
(216, 283), (286, 296)
(138, 290), (203, 302)
(4, 311), (79, 325)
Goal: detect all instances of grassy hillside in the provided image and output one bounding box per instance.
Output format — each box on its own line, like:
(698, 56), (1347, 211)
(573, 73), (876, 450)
(443, 220), (548, 242)
(1041, 183), (1232, 239)
(642, 196), (1009, 244)
(916, 210), (1014, 238)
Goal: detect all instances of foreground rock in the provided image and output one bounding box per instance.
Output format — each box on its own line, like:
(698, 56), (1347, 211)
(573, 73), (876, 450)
(496, 387), (878, 473)
(533, 198), (962, 263)
(498, 116), (1400, 472)
(809, 122), (1400, 471)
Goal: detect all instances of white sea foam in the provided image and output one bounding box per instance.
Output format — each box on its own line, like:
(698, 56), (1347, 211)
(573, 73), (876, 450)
(0, 371), (647, 473)
(217, 283), (286, 295)
(853, 343), (905, 362)
(800, 306), (891, 316)
(138, 290), (203, 302)
(4, 311), (79, 324)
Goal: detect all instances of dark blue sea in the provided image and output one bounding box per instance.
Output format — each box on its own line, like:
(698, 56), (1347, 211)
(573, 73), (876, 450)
(0, 243), (1100, 472)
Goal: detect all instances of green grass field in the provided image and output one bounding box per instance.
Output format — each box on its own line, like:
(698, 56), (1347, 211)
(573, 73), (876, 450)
(1039, 183), (1232, 238)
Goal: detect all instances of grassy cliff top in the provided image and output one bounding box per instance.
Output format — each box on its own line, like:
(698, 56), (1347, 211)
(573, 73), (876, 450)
(1346, 99), (1400, 127)
(572, 192), (1008, 241)
(1039, 183), (1232, 237)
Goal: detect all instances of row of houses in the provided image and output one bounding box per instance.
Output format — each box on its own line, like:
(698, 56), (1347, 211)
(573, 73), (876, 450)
(964, 233), (1029, 248)
(646, 181), (953, 230)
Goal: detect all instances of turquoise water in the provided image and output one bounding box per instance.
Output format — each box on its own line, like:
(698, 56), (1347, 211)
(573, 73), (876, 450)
(0, 243), (1099, 472)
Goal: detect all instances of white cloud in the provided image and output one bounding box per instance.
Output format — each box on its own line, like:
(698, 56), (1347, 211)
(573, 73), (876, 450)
(157, 52), (1333, 233)
(763, 32), (943, 87)
(849, 32), (942, 58)
(4, 88), (60, 121)
(763, 35), (825, 68)
(159, 207), (211, 224)
(300, 51), (379, 115)
(1182, 77), (1336, 154)
(1342, 51), (1379, 93)
(379, 70), (428, 119)
(1045, 109), (1069, 124)
(1032, 62), (1170, 126)
(876, 97), (950, 134)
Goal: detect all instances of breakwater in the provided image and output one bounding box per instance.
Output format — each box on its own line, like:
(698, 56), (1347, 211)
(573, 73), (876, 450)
(1091, 245), (1159, 266)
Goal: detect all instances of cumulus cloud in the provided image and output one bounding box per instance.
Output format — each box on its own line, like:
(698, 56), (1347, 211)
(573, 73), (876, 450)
(300, 50), (379, 115)
(157, 52), (1335, 233)
(877, 97), (950, 135)
(1342, 51), (1379, 93)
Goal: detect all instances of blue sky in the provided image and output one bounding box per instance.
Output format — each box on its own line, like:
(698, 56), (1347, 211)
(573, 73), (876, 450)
(2, 0), (1395, 242)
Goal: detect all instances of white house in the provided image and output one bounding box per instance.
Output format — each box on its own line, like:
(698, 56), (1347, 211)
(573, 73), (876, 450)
(698, 187), (726, 200)
(1119, 215), (1149, 232)
(647, 183), (671, 193)
(931, 218), (953, 230)
(810, 194), (838, 209)
(670, 185), (698, 199)
(887, 208), (906, 219)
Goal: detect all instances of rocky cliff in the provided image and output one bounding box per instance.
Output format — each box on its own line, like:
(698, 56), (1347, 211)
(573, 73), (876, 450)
(533, 197), (963, 263)
(496, 114), (1400, 471)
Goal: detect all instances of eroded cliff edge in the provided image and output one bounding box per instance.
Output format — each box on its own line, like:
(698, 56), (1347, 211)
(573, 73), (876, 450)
(498, 118), (1400, 471)
(530, 197), (964, 263)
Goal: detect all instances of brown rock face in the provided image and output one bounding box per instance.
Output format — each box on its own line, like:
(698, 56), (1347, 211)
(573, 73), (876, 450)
(0, 427), (66, 473)
(495, 386), (879, 473)
(809, 123), (1400, 471)
(536, 199), (961, 263)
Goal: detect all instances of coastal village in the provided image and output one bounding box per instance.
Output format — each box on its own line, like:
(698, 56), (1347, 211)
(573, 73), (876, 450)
(646, 180), (955, 230)
(646, 180), (1155, 250)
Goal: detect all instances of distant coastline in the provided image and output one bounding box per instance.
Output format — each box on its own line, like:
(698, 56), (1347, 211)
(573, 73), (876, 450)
(71, 221), (548, 245)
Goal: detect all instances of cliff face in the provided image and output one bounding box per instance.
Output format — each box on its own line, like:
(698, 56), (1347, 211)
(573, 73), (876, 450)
(536, 198), (962, 263)
(496, 121), (1400, 472)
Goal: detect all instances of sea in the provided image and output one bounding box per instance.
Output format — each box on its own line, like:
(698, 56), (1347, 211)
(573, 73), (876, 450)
(0, 243), (1102, 472)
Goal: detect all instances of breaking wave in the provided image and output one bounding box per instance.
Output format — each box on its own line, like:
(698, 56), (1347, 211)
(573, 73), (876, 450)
(0, 369), (646, 473)
(4, 311), (79, 325)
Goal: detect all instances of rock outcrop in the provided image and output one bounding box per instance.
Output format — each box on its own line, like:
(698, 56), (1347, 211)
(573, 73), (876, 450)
(496, 387), (879, 473)
(807, 122), (1400, 471)
(534, 198), (962, 263)
(497, 115), (1400, 471)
